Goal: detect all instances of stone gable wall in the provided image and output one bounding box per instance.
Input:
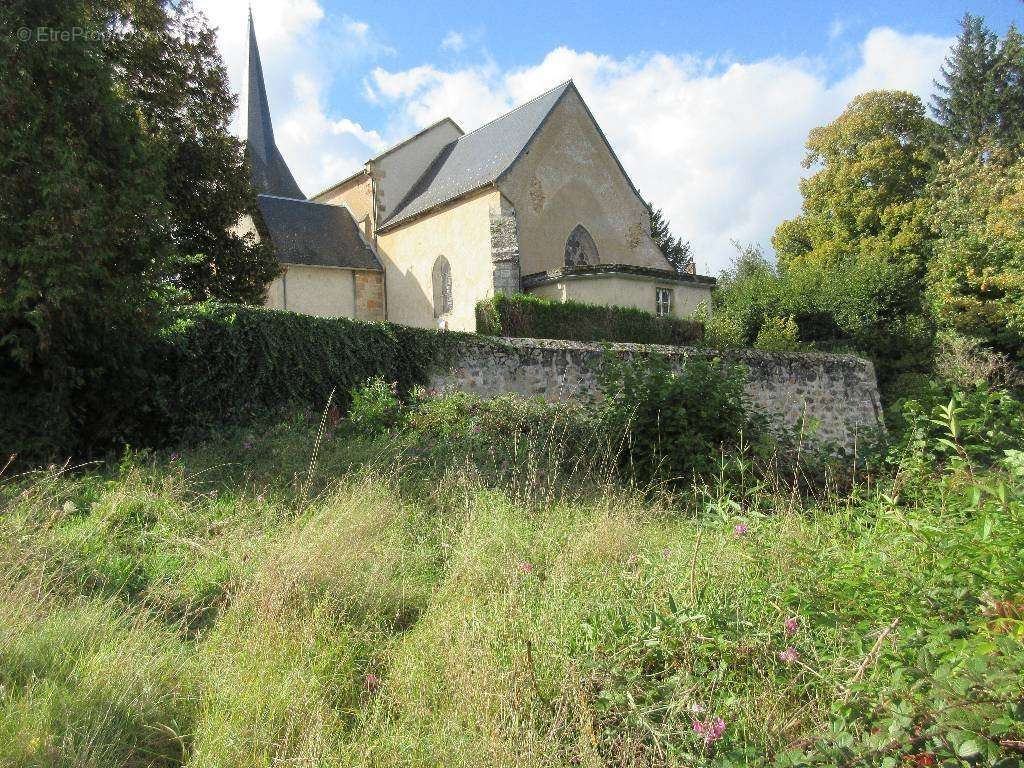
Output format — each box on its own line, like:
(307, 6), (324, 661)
(428, 337), (884, 454)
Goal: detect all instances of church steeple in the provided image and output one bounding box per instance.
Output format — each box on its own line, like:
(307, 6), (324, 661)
(247, 11), (305, 199)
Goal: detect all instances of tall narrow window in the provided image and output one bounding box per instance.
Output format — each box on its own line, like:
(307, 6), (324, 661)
(432, 256), (453, 317)
(564, 224), (599, 267)
(655, 287), (673, 317)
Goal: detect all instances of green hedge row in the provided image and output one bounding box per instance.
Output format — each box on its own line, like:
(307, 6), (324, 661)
(156, 304), (464, 440)
(476, 293), (703, 345)
(4, 303), (466, 463)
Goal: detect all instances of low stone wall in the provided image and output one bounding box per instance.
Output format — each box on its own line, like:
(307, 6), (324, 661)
(428, 336), (884, 453)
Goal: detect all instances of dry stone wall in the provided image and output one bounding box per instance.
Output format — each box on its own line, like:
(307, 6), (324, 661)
(428, 336), (884, 453)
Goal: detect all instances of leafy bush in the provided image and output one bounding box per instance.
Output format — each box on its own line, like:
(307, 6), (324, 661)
(892, 385), (1024, 472)
(595, 351), (760, 482)
(753, 315), (805, 351)
(342, 377), (403, 436)
(476, 293), (703, 345)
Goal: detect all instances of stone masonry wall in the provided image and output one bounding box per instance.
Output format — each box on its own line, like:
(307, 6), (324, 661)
(489, 208), (522, 296)
(428, 336), (884, 454)
(354, 271), (385, 321)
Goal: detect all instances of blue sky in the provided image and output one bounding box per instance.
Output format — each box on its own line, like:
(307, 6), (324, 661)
(195, 0), (1020, 273)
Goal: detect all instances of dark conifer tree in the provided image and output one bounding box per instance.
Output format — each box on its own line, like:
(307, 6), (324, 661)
(932, 14), (999, 149)
(90, 0), (280, 304)
(646, 202), (694, 273)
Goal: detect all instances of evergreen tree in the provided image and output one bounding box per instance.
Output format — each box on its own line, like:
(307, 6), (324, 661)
(932, 13), (1024, 156)
(90, 0), (279, 304)
(0, 0), (174, 457)
(932, 14), (999, 149)
(993, 23), (1024, 152)
(646, 201), (694, 273)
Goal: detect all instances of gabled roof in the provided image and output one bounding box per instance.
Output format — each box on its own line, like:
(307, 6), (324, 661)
(247, 13), (304, 199)
(256, 195), (381, 271)
(378, 81), (574, 230)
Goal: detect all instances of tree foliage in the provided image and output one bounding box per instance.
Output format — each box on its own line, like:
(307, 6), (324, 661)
(646, 201), (694, 273)
(761, 92), (941, 390)
(932, 13), (1024, 155)
(89, 0), (279, 303)
(928, 148), (1024, 355)
(0, 0), (174, 456)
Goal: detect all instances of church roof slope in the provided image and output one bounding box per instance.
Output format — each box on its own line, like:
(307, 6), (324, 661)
(256, 195), (381, 270)
(379, 81), (574, 230)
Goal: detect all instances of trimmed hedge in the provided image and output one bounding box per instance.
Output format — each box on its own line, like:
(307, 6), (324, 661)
(476, 293), (703, 345)
(4, 303), (467, 463)
(154, 304), (468, 442)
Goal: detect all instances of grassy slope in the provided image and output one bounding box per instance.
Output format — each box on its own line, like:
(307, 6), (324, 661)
(1, 413), (1021, 767)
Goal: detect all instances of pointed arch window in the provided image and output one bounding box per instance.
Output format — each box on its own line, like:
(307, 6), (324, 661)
(432, 256), (453, 317)
(564, 225), (599, 267)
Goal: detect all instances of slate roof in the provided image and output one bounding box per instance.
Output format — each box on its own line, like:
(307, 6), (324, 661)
(256, 195), (381, 271)
(247, 14), (305, 199)
(379, 81), (574, 230)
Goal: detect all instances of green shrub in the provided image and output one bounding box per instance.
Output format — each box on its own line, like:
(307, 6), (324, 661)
(595, 351), (759, 482)
(347, 377), (404, 435)
(154, 304), (464, 445)
(753, 315), (805, 352)
(891, 385), (1024, 471)
(476, 293), (703, 345)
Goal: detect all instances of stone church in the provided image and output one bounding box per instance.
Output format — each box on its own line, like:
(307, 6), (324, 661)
(244, 15), (714, 331)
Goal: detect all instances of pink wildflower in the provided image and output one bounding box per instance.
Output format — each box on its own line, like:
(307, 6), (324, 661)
(209, 489), (219, 498)
(779, 646), (800, 664)
(256, 494), (265, 503)
(169, 452), (180, 461)
(663, 547), (671, 558)
(626, 553), (639, 567)
(733, 523), (749, 536)
(692, 716), (726, 744)
(243, 440), (252, 450)
(784, 616), (799, 637)
(365, 673), (379, 692)
(518, 561), (534, 574)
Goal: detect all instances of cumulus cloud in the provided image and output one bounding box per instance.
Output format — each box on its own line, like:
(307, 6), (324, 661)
(364, 28), (953, 272)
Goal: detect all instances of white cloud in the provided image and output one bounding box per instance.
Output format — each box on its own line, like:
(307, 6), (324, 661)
(366, 28), (953, 274)
(829, 19), (847, 41)
(441, 31), (466, 53)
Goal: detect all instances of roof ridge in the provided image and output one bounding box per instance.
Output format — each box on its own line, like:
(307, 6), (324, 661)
(369, 117), (464, 162)
(257, 193), (360, 213)
(449, 79), (573, 145)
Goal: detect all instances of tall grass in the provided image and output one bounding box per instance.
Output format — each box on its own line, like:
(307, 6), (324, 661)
(0, 405), (1021, 766)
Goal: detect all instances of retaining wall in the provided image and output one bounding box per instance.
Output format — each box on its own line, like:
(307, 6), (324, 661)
(428, 336), (884, 453)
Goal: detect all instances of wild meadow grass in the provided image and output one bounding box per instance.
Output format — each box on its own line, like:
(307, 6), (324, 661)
(1, 404), (1021, 767)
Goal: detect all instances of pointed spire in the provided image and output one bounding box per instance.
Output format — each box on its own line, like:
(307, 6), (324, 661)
(247, 12), (305, 199)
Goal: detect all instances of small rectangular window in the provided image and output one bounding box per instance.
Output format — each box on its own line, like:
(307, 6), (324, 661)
(655, 287), (673, 317)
